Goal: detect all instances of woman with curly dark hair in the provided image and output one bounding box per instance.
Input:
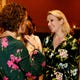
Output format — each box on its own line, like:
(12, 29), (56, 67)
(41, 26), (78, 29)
(0, 3), (45, 80)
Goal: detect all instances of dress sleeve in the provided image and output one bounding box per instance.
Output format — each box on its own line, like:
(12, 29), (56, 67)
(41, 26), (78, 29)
(17, 42), (46, 79)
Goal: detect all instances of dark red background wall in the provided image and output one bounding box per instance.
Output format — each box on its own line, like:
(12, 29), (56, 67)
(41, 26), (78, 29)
(7, 0), (80, 33)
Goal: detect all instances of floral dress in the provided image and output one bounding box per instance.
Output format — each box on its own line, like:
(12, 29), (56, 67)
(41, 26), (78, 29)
(0, 36), (45, 80)
(43, 34), (79, 80)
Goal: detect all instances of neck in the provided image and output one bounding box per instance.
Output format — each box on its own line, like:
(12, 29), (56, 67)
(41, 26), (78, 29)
(55, 33), (65, 39)
(0, 31), (17, 39)
(55, 29), (66, 38)
(54, 31), (66, 43)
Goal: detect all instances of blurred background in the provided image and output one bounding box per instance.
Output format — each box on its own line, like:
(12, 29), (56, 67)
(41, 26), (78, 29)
(0, 0), (79, 32)
(0, 0), (80, 50)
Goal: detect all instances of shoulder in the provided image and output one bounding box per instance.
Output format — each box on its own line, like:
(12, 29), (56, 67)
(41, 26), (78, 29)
(33, 34), (40, 40)
(31, 34), (41, 42)
(66, 34), (77, 43)
(65, 34), (78, 49)
(6, 36), (28, 51)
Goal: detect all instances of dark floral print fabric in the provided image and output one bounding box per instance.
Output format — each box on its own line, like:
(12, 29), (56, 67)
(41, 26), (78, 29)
(0, 36), (45, 80)
(43, 34), (79, 80)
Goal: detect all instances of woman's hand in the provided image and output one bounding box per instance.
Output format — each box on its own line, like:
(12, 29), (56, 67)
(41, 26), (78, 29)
(24, 35), (39, 49)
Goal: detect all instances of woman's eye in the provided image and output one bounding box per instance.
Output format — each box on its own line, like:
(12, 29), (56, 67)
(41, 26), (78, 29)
(47, 20), (49, 23)
(51, 19), (53, 22)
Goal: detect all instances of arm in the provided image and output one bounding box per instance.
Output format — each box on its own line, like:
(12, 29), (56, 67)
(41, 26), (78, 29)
(17, 42), (46, 79)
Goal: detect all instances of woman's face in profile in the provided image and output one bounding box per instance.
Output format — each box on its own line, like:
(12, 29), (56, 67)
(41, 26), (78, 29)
(18, 21), (28, 34)
(47, 14), (62, 33)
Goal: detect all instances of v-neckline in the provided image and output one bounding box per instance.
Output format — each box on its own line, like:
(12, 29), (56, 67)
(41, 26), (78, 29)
(53, 39), (66, 51)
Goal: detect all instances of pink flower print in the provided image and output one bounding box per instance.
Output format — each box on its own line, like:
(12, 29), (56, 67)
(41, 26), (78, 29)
(15, 57), (22, 63)
(59, 51), (68, 58)
(56, 77), (62, 80)
(31, 76), (37, 79)
(1, 37), (8, 48)
(3, 76), (8, 80)
(12, 64), (19, 70)
(41, 61), (46, 67)
(33, 50), (38, 55)
(10, 54), (22, 63)
(10, 54), (15, 62)
(7, 60), (13, 67)
(32, 58), (34, 61)
(17, 49), (21, 53)
(55, 72), (63, 80)
(58, 49), (68, 58)
(25, 72), (32, 77)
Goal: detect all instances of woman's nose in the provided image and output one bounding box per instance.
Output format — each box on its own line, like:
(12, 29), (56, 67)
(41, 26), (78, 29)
(48, 22), (51, 26)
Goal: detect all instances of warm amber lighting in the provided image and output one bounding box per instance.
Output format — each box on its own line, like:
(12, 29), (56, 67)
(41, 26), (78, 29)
(73, 25), (76, 29)
(2, 0), (6, 7)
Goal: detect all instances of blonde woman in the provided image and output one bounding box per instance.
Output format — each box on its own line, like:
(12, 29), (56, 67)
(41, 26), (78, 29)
(43, 10), (79, 80)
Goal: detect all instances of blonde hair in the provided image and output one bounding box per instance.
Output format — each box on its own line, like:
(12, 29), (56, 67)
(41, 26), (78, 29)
(48, 10), (71, 35)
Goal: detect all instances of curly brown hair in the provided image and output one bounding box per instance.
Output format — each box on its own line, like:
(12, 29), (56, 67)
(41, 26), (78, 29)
(0, 2), (27, 32)
(24, 20), (34, 35)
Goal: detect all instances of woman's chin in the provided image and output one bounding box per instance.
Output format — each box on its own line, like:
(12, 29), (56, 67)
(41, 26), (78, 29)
(50, 30), (54, 33)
